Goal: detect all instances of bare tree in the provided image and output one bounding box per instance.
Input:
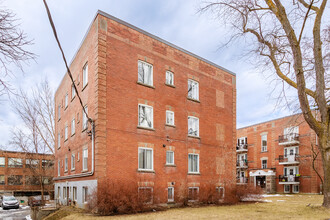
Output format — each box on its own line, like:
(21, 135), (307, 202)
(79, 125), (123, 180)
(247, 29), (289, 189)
(0, 8), (35, 96)
(200, 0), (329, 207)
(10, 79), (55, 202)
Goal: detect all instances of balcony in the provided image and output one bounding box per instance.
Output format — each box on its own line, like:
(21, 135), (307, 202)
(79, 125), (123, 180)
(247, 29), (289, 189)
(236, 177), (248, 184)
(278, 155), (300, 165)
(278, 175), (300, 184)
(236, 160), (248, 168)
(278, 133), (299, 145)
(236, 144), (248, 152)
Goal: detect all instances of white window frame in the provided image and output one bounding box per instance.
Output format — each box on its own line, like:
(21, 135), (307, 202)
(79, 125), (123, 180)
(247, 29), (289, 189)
(57, 133), (61, 149)
(138, 60), (153, 86)
(71, 118), (75, 136)
(284, 185), (290, 193)
(166, 110), (175, 126)
(64, 123), (68, 140)
(83, 148), (88, 171)
(82, 105), (88, 130)
(284, 146), (299, 157)
(64, 156), (68, 172)
(166, 71), (174, 86)
(188, 187), (199, 202)
(82, 63), (88, 88)
(63, 187), (67, 200)
(82, 186), (88, 203)
(188, 153), (199, 174)
(284, 166), (299, 177)
(187, 79), (199, 100)
(261, 159), (267, 169)
(65, 93), (68, 109)
(73, 186), (77, 201)
(293, 185), (299, 193)
(0, 157), (5, 167)
(168, 187), (174, 202)
(71, 84), (76, 99)
(58, 186), (61, 199)
(58, 104), (61, 120)
(138, 147), (153, 171)
(261, 134), (267, 152)
(8, 158), (23, 168)
(166, 151), (174, 165)
(188, 116), (199, 137)
(138, 104), (153, 129)
(57, 160), (60, 176)
(71, 154), (75, 170)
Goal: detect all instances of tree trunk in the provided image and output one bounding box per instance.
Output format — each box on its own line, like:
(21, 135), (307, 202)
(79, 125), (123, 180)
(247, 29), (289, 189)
(320, 135), (330, 207)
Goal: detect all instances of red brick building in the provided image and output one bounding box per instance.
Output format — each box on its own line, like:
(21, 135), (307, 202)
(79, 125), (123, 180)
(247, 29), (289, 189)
(0, 150), (54, 197)
(236, 113), (323, 194)
(54, 10), (236, 207)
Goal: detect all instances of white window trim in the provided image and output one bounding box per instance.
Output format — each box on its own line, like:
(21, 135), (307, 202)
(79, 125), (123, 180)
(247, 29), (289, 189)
(57, 160), (60, 176)
(82, 148), (88, 171)
(71, 154), (75, 171)
(138, 104), (154, 129)
(57, 133), (61, 149)
(71, 84), (76, 99)
(188, 116), (200, 137)
(73, 186), (77, 201)
(284, 146), (299, 158)
(65, 93), (68, 109)
(82, 105), (88, 130)
(82, 186), (88, 203)
(261, 159), (267, 169)
(58, 104), (61, 120)
(168, 187), (174, 202)
(82, 63), (88, 88)
(64, 156), (68, 172)
(188, 153), (200, 174)
(261, 134), (267, 152)
(71, 118), (75, 136)
(284, 185), (290, 193)
(138, 60), (153, 86)
(166, 110), (175, 126)
(64, 123), (68, 141)
(166, 71), (174, 86)
(293, 185), (299, 193)
(188, 187), (199, 202)
(166, 151), (175, 165)
(187, 79), (199, 101)
(138, 147), (154, 171)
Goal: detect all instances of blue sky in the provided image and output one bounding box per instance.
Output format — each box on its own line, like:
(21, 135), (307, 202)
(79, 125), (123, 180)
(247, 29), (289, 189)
(0, 0), (295, 147)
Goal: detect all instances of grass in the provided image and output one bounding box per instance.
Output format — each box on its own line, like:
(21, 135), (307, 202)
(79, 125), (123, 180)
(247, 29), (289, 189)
(58, 194), (330, 220)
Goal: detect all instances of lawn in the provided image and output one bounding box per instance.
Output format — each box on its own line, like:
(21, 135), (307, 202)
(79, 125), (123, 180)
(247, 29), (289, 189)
(59, 194), (330, 220)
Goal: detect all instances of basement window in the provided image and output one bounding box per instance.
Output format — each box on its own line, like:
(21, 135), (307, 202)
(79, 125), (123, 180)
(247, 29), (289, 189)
(168, 187), (174, 202)
(188, 187), (199, 202)
(138, 187), (153, 204)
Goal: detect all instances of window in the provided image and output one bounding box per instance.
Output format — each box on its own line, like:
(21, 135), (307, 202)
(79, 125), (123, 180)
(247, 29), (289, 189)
(64, 156), (68, 172)
(188, 187), (199, 202)
(293, 185), (299, 193)
(168, 187), (174, 202)
(138, 104), (153, 129)
(262, 159), (267, 169)
(83, 148), (88, 171)
(166, 110), (174, 126)
(42, 160), (53, 168)
(188, 116), (199, 137)
(284, 185), (290, 193)
(284, 166), (299, 177)
(65, 93), (68, 109)
(82, 106), (88, 130)
(166, 71), (174, 86)
(63, 187), (67, 200)
(71, 154), (75, 170)
(138, 187), (153, 204)
(284, 147), (299, 157)
(166, 151), (174, 165)
(0, 175), (5, 185)
(58, 186), (61, 199)
(58, 160), (60, 176)
(0, 157), (5, 167)
(138, 148), (153, 171)
(73, 187), (77, 201)
(82, 186), (88, 203)
(71, 118), (75, 135)
(8, 175), (22, 185)
(216, 187), (225, 199)
(26, 159), (39, 169)
(57, 133), (61, 148)
(26, 176), (40, 185)
(83, 63), (88, 88)
(188, 154), (199, 173)
(188, 79), (199, 100)
(65, 123), (68, 140)
(8, 158), (23, 168)
(58, 104), (61, 120)
(261, 134), (267, 152)
(138, 60), (153, 86)
(71, 84), (76, 99)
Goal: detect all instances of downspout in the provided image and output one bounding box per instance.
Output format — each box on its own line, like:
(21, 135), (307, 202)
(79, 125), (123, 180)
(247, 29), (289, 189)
(54, 120), (95, 180)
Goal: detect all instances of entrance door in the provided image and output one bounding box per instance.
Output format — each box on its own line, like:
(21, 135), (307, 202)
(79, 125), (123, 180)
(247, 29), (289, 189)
(240, 171), (245, 183)
(256, 176), (266, 188)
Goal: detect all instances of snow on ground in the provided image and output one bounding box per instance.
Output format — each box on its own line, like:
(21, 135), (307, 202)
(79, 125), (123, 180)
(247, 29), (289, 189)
(277, 200), (285, 202)
(262, 194), (292, 197)
(25, 215), (32, 220)
(264, 200), (273, 203)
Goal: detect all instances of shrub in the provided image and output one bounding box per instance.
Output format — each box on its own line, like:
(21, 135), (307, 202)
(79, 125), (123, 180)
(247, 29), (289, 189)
(236, 183), (263, 201)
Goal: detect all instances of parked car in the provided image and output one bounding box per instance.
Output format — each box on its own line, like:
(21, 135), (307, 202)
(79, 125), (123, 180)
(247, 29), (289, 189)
(1, 196), (19, 210)
(28, 195), (45, 207)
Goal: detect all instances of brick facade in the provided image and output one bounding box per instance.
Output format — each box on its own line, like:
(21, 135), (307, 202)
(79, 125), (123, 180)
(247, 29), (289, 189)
(236, 113), (323, 194)
(54, 10), (236, 207)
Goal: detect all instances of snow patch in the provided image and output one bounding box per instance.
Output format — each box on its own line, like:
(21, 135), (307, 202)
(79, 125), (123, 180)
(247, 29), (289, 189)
(264, 200), (273, 203)
(277, 200), (285, 202)
(25, 215), (32, 220)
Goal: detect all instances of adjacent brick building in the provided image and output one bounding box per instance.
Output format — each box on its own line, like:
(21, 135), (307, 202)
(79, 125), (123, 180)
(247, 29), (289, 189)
(0, 150), (54, 197)
(236, 113), (323, 194)
(54, 10), (236, 207)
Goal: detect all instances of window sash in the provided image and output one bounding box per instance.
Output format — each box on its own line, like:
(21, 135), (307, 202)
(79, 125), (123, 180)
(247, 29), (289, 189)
(166, 151), (174, 165)
(262, 160), (267, 169)
(58, 160), (60, 176)
(83, 149), (88, 170)
(168, 187), (174, 202)
(71, 118), (75, 135)
(83, 106), (88, 130)
(188, 187), (199, 201)
(65, 93), (68, 108)
(188, 154), (199, 173)
(0, 157), (5, 167)
(188, 79), (199, 100)
(8, 158), (23, 167)
(71, 154), (75, 170)
(72, 84), (76, 98)
(138, 104), (153, 128)
(65, 157), (68, 171)
(58, 133), (61, 148)
(166, 111), (174, 125)
(65, 124), (68, 140)
(138, 148), (153, 170)
(83, 63), (88, 87)
(138, 61), (153, 86)
(188, 116), (199, 137)
(166, 71), (174, 85)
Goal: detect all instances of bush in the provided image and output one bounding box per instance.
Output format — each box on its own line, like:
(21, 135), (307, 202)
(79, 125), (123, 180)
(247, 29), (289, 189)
(236, 183), (263, 201)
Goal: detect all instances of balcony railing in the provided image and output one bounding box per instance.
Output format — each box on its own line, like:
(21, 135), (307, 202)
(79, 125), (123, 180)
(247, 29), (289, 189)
(236, 160), (248, 168)
(278, 154), (299, 164)
(278, 133), (299, 145)
(278, 175), (300, 183)
(236, 144), (248, 151)
(236, 177), (248, 184)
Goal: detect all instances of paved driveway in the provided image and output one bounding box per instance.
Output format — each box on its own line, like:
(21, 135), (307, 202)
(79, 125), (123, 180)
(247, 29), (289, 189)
(0, 205), (30, 220)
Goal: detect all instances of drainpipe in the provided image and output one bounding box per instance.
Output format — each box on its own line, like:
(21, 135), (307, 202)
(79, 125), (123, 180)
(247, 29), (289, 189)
(54, 121), (95, 180)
